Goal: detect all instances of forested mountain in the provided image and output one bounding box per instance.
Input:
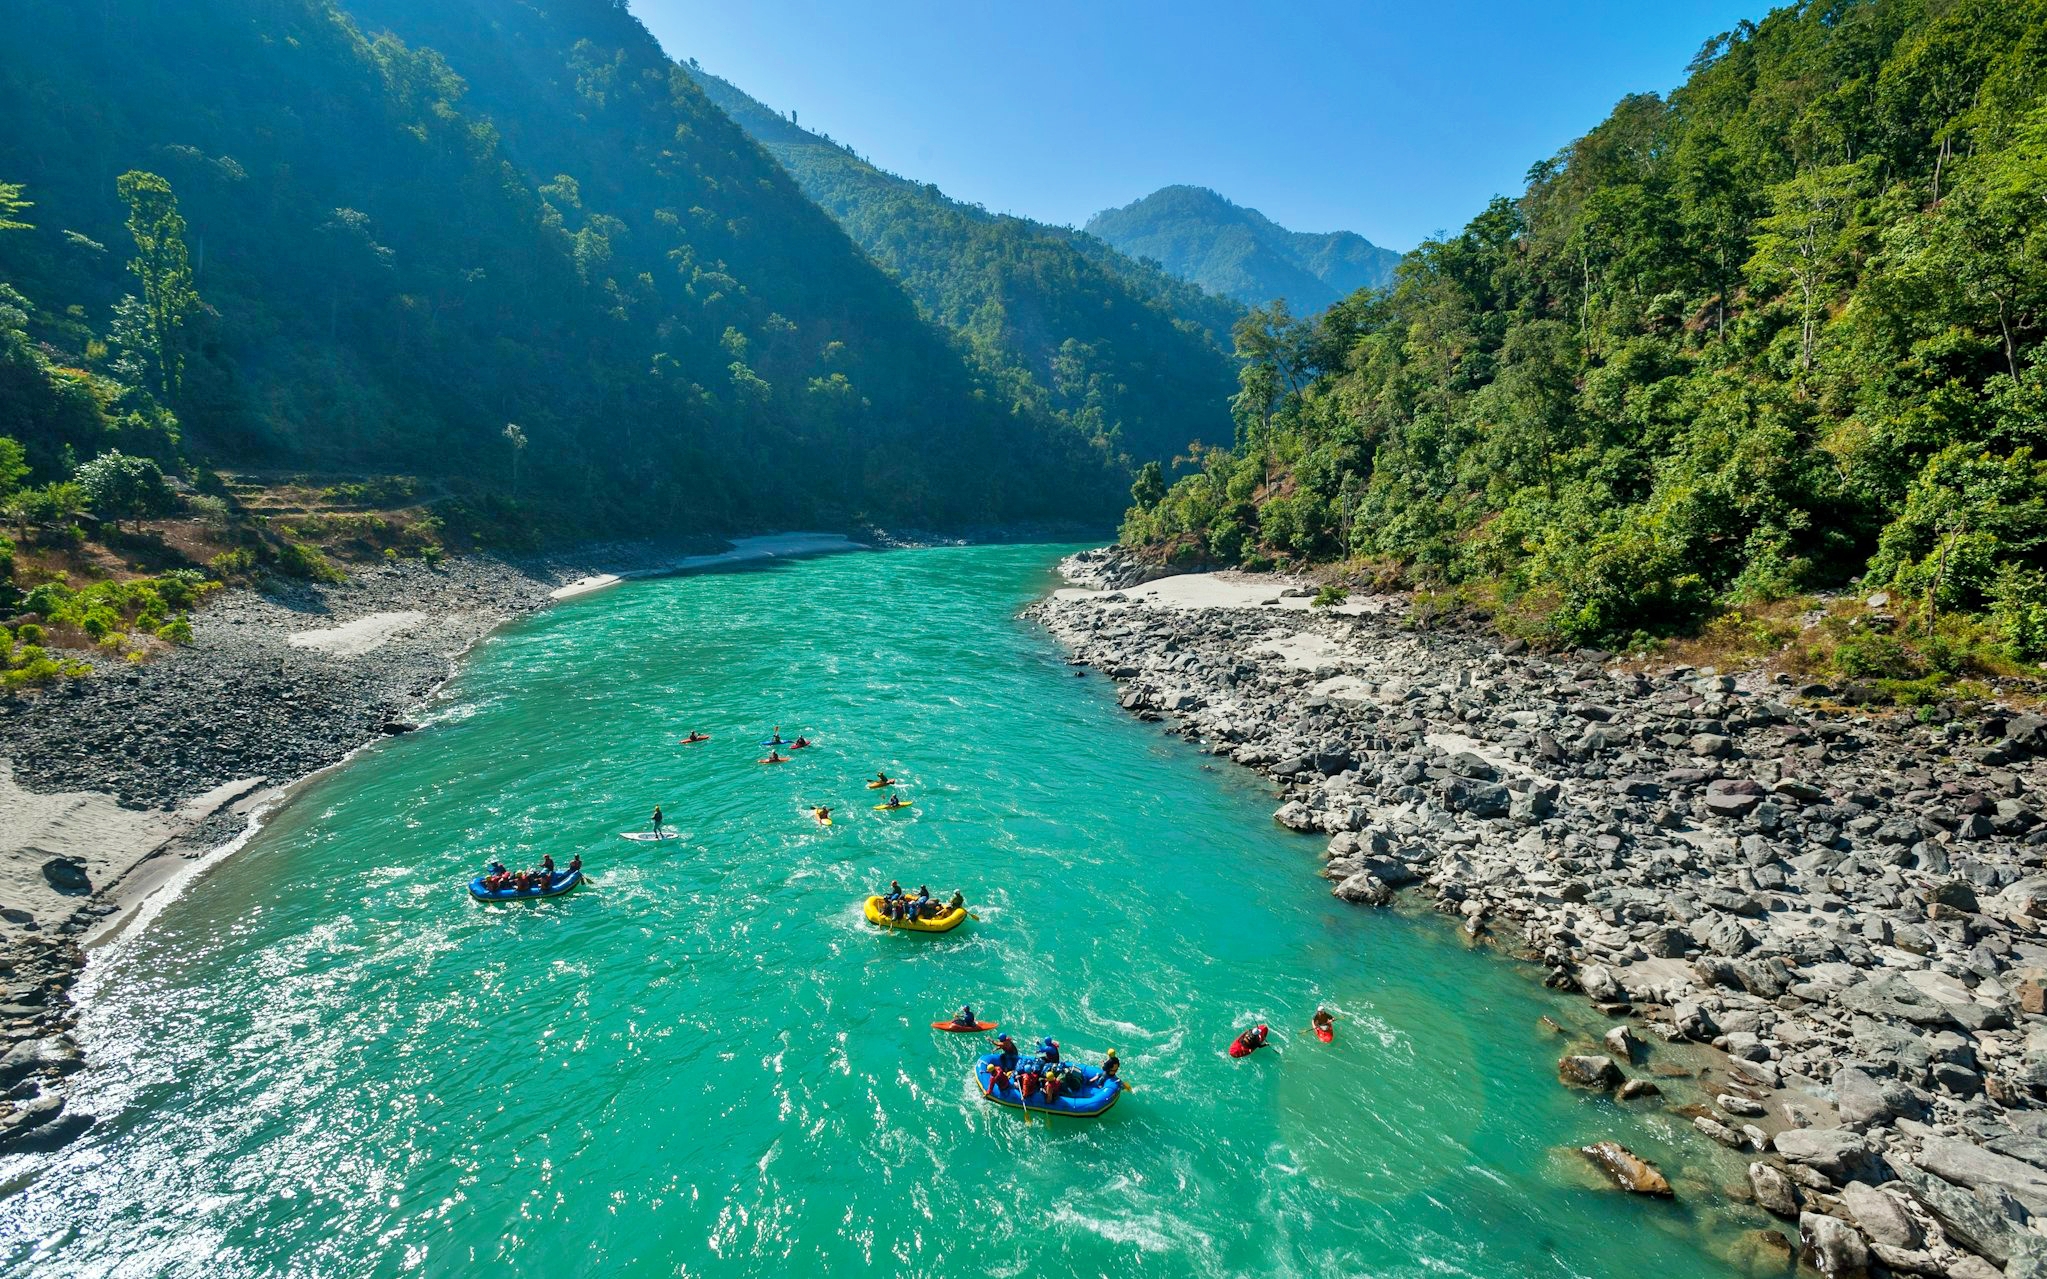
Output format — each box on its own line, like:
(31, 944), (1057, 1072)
(1086, 186), (1403, 311)
(679, 65), (1241, 467)
(0, 0), (1123, 535)
(1126, 0), (2047, 673)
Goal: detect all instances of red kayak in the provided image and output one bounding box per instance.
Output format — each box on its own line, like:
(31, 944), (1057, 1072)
(1229, 1027), (1271, 1057)
(1315, 1026), (1334, 1043)
(932, 1020), (998, 1033)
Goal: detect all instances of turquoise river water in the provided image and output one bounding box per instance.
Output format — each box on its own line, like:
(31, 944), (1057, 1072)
(0, 545), (1789, 1277)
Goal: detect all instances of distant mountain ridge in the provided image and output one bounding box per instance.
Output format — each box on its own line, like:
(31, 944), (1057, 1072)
(682, 65), (1242, 467)
(1086, 186), (1401, 311)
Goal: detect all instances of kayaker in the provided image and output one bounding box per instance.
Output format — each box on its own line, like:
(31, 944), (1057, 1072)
(762, 749), (785, 764)
(874, 771), (894, 787)
(1230, 1024), (1271, 1056)
(1313, 1009), (1335, 1036)
(793, 736), (811, 749)
(1100, 1049), (1120, 1079)
(814, 805), (832, 823)
(768, 726), (784, 743)
(884, 791), (906, 809)
(1037, 1036), (1061, 1066)
(951, 1005), (978, 1030)
(651, 805), (664, 836)
(683, 731), (708, 743)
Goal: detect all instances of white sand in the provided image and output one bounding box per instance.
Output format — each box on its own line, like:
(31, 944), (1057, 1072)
(0, 763), (268, 943)
(1055, 571), (1388, 615)
(287, 610), (426, 657)
(549, 532), (866, 600)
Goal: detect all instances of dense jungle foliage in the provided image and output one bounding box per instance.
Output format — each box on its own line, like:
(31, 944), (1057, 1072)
(1125, 0), (2047, 667)
(0, 0), (1126, 537)
(682, 66), (1242, 467)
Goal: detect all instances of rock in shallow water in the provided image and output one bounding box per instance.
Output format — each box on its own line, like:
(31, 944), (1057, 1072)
(1580, 1141), (1672, 1196)
(1558, 1054), (1623, 1090)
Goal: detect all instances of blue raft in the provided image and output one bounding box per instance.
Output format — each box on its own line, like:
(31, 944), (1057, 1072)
(974, 1053), (1123, 1118)
(468, 869), (583, 902)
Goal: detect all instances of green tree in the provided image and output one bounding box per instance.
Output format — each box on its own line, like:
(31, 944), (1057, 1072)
(0, 438), (27, 499)
(75, 451), (172, 530)
(502, 422), (528, 497)
(1744, 162), (1868, 375)
(0, 181), (30, 232)
(114, 171), (201, 396)
(1129, 460), (1165, 512)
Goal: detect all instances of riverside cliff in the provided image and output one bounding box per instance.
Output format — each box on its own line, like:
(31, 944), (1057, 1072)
(1033, 548), (2047, 1279)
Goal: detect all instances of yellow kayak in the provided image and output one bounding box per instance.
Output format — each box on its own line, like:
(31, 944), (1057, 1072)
(873, 801), (913, 812)
(865, 779), (899, 790)
(863, 895), (966, 933)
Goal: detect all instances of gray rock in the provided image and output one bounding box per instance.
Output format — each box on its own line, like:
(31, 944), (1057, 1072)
(2006, 713), (2047, 753)
(1797, 1212), (1869, 1278)
(1916, 1135), (2047, 1218)
(1885, 1160), (2047, 1270)
(39, 858), (90, 896)
(1839, 1181), (1921, 1251)
(1838, 974), (1957, 1027)
(1558, 1054), (1623, 1090)
(1773, 1127), (1875, 1181)
(1445, 778), (1512, 819)
(1749, 1161), (1799, 1218)
(1834, 1066), (1923, 1129)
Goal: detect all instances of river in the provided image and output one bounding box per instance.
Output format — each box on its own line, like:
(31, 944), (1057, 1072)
(0, 544), (1783, 1277)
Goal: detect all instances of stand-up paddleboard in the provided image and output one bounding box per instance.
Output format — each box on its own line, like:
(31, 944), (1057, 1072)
(621, 830), (681, 842)
(933, 1020), (998, 1033)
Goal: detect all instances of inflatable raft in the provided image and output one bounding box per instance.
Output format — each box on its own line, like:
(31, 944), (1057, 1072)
(974, 1053), (1123, 1118)
(863, 896), (966, 932)
(469, 869), (583, 902)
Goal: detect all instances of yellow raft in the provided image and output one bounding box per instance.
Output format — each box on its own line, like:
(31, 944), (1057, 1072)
(863, 895), (967, 933)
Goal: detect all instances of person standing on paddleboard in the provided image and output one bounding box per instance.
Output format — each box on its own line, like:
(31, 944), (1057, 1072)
(651, 805), (664, 837)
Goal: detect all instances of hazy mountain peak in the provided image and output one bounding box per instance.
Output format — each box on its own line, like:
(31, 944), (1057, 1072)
(1086, 186), (1400, 311)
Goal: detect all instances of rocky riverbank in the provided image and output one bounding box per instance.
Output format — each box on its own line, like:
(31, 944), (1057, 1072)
(0, 533), (862, 1162)
(1032, 548), (2047, 1279)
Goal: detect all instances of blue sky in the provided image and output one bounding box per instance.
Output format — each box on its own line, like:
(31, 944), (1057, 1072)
(631, 1), (1772, 251)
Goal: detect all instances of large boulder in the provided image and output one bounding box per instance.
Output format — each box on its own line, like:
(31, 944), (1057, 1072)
(1581, 1141), (1672, 1196)
(1838, 1181), (1921, 1251)
(1748, 1161), (1799, 1218)
(39, 857), (90, 896)
(1838, 974), (1957, 1026)
(1915, 1135), (2047, 1217)
(1444, 778), (1512, 819)
(1886, 1161), (2047, 1270)
(1797, 1213), (1869, 1279)
(1833, 1066), (1925, 1129)
(2006, 713), (2047, 754)
(1558, 1054), (1624, 1090)
(1772, 1127), (1876, 1182)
